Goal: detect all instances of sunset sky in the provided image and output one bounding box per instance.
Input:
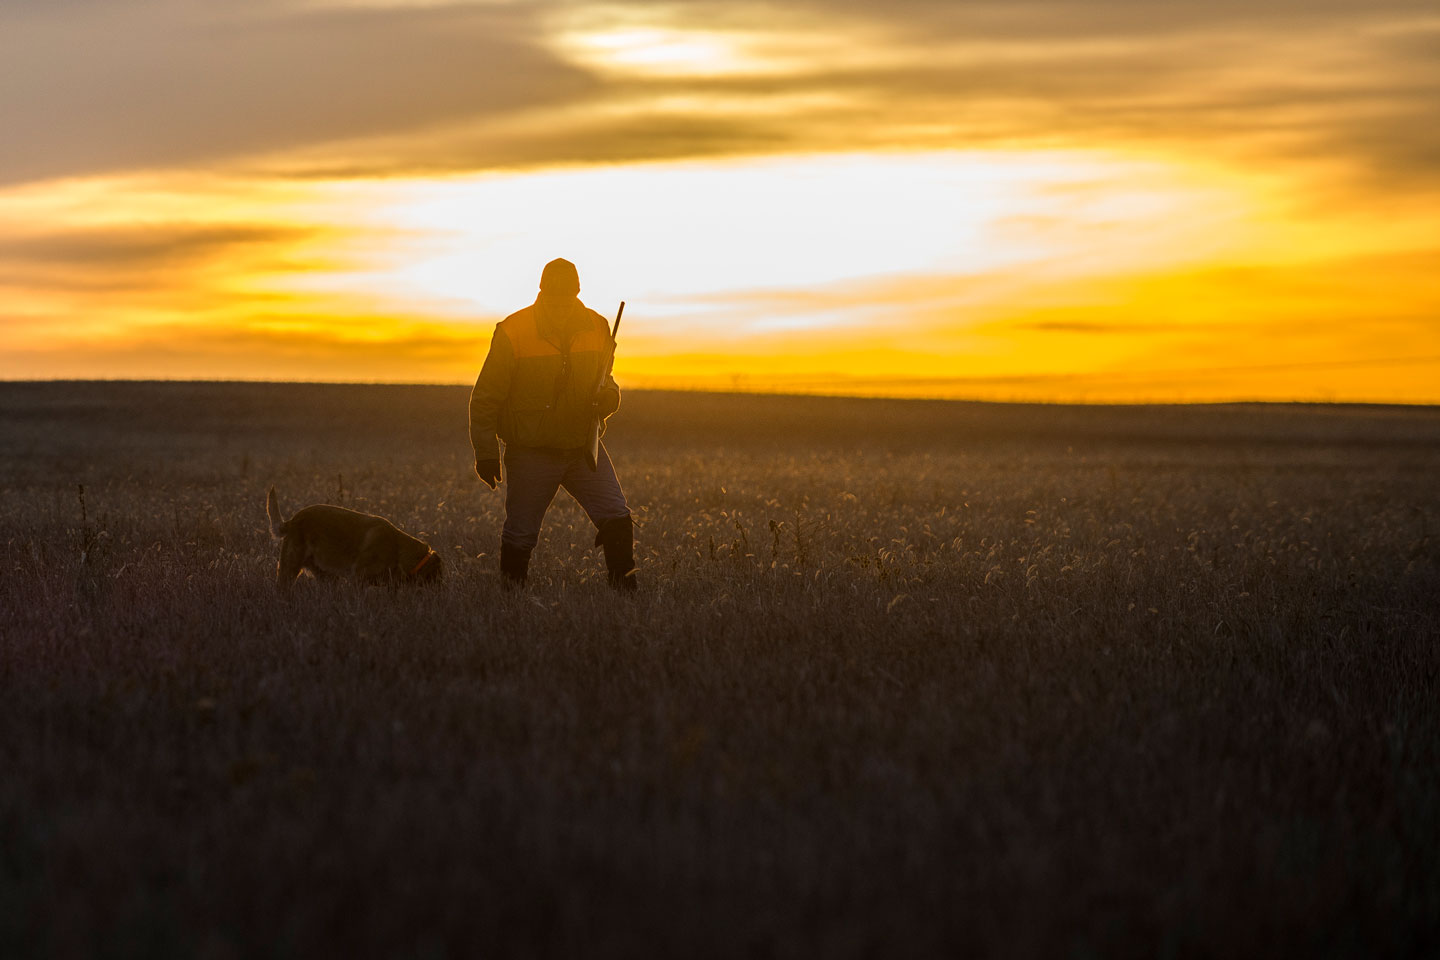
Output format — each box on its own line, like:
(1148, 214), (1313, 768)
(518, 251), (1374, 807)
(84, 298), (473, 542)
(2, 0), (1437, 401)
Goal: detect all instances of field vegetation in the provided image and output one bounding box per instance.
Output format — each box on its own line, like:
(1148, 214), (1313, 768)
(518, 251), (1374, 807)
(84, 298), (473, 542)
(2, 381), (1438, 957)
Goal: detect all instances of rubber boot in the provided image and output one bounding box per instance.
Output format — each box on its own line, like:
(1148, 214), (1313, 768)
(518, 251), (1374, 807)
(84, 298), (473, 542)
(594, 515), (638, 593)
(499, 541), (531, 590)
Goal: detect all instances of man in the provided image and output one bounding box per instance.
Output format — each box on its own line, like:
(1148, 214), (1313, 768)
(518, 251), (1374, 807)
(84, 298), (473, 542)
(469, 258), (637, 591)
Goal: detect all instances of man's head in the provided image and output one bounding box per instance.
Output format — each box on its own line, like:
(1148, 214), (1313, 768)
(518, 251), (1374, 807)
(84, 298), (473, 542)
(539, 258), (580, 297)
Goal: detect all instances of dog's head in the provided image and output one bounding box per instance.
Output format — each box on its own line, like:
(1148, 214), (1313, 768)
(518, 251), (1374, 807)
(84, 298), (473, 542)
(409, 549), (443, 583)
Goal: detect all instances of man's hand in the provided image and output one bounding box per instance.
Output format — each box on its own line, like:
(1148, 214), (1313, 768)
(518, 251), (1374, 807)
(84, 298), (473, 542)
(593, 387), (620, 419)
(475, 458), (502, 489)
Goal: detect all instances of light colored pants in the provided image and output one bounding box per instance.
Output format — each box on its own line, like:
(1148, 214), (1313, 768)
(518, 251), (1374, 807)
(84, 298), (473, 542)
(501, 443), (631, 551)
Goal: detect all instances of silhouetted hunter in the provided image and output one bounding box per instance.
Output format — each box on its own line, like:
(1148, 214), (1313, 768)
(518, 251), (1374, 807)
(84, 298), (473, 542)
(469, 258), (636, 591)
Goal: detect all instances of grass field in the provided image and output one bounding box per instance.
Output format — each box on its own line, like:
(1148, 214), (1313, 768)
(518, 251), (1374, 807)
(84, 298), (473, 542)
(3, 381), (1438, 958)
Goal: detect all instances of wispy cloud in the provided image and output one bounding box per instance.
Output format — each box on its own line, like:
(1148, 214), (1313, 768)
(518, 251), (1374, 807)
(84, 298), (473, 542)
(4, 0), (1437, 191)
(0, 314), (488, 383)
(0, 224), (314, 274)
(0, 0), (591, 185)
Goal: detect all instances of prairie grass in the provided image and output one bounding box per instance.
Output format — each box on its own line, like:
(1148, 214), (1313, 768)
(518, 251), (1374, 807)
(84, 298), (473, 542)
(2, 382), (1438, 957)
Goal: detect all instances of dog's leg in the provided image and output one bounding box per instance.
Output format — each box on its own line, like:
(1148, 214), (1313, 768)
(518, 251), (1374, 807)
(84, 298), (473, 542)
(277, 535), (305, 591)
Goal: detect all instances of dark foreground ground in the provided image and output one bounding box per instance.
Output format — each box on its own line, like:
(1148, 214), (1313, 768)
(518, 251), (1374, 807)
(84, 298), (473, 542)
(2, 381), (1438, 958)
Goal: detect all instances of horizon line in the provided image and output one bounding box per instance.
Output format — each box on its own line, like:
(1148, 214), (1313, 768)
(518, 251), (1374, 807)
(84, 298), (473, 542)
(3, 377), (1438, 411)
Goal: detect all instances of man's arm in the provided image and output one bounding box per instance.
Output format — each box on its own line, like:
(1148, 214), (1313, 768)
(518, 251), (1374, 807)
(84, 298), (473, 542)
(596, 370), (620, 420)
(591, 307), (621, 420)
(469, 325), (514, 462)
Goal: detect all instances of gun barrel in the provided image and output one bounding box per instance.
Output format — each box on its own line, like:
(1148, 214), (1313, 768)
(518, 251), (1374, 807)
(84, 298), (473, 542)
(586, 300), (625, 472)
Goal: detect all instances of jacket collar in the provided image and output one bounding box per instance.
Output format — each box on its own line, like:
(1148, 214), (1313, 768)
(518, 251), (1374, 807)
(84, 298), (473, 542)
(534, 294), (586, 350)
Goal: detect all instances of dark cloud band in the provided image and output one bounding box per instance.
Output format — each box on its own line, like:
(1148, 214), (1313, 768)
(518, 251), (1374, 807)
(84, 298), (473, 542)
(0, 0), (1436, 192)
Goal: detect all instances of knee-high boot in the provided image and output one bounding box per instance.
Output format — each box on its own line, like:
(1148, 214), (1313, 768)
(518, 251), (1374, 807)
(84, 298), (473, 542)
(500, 541), (531, 590)
(594, 515), (638, 592)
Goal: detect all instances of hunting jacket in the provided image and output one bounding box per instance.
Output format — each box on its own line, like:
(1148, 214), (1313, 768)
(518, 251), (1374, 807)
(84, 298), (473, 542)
(469, 294), (620, 461)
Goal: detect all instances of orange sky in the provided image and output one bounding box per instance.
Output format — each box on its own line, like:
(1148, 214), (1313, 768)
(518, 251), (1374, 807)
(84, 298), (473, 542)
(1, 0), (1438, 402)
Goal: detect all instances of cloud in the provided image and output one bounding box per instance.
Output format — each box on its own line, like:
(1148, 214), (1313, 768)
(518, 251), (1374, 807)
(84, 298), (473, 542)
(0, 313), (491, 383)
(0, 224), (313, 272)
(651, 7), (1440, 188)
(0, 0), (595, 185)
(263, 108), (808, 181)
(408, 1), (1440, 193)
(6, 0), (1438, 191)
(1016, 320), (1158, 334)
(774, 0), (1438, 40)
(0, 222), (331, 305)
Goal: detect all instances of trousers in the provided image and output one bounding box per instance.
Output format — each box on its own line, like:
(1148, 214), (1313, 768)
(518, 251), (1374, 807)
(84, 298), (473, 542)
(501, 443), (631, 551)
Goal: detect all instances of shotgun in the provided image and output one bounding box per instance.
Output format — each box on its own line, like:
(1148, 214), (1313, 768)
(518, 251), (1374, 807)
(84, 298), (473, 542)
(585, 301), (624, 471)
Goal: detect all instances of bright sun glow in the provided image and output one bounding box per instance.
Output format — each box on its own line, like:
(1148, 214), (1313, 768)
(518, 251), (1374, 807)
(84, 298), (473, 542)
(545, 6), (882, 79)
(556, 26), (750, 76)
(3, 150), (1437, 401)
(306, 151), (1250, 332)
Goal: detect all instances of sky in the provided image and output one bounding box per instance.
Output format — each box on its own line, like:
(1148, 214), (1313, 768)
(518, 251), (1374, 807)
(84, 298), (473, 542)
(1, 0), (1438, 402)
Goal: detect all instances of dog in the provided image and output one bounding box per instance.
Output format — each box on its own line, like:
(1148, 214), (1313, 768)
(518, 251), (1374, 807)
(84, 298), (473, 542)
(266, 486), (441, 590)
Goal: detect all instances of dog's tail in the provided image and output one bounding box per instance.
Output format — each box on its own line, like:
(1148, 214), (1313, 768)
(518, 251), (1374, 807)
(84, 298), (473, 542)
(266, 486), (288, 539)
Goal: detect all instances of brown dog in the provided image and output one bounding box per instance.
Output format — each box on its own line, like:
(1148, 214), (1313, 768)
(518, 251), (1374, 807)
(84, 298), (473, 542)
(266, 487), (441, 590)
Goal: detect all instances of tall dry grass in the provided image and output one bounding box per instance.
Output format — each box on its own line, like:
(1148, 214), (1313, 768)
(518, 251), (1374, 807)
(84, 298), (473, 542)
(2, 382), (1438, 957)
